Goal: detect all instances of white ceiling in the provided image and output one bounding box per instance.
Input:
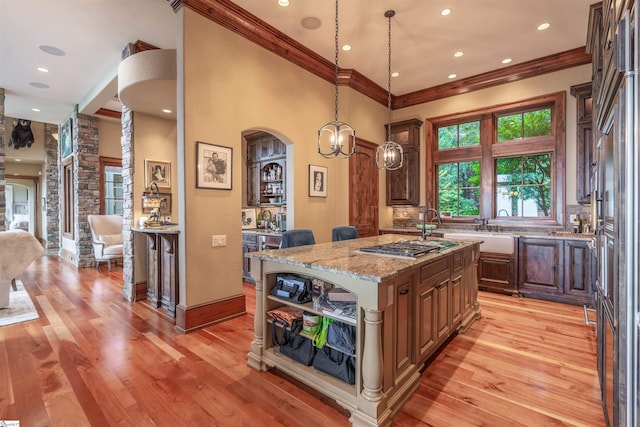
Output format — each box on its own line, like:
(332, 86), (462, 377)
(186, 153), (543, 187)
(0, 0), (594, 127)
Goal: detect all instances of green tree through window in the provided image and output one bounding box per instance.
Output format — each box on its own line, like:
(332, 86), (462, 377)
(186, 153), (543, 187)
(437, 161), (480, 216)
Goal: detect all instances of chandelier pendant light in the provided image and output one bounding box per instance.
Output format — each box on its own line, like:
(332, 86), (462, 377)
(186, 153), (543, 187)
(376, 10), (403, 170)
(317, 0), (356, 159)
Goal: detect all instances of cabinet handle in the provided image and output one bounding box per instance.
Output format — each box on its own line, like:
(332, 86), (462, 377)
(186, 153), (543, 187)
(399, 289), (409, 295)
(583, 305), (596, 326)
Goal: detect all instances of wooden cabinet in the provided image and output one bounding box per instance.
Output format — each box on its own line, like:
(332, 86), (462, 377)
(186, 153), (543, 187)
(518, 237), (592, 306)
(246, 132), (286, 207)
(571, 82), (594, 204)
(385, 119), (423, 206)
(450, 250), (463, 327)
(137, 229), (180, 318)
(394, 271), (414, 379)
(415, 256), (450, 365)
(242, 233), (259, 283)
(477, 252), (518, 295)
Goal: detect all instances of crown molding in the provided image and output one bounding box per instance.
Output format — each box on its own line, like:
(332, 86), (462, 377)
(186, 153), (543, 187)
(183, 0), (592, 109)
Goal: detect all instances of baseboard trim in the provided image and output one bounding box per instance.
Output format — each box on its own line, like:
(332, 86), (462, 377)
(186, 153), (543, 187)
(175, 294), (246, 334)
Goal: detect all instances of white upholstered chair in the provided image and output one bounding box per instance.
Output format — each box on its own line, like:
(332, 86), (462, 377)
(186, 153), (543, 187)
(87, 215), (123, 271)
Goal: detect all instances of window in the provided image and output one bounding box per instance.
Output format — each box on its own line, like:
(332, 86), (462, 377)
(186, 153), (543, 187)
(437, 161), (480, 216)
(63, 158), (74, 237)
(425, 92), (565, 226)
(100, 157), (123, 215)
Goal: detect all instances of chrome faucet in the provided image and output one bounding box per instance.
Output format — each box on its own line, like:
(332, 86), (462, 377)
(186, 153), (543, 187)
(498, 209), (510, 216)
(474, 216), (489, 231)
(425, 208), (442, 224)
(421, 208), (441, 240)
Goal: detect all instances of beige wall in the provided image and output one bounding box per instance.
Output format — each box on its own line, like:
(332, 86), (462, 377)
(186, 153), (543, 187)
(98, 119), (123, 159)
(133, 113), (178, 221)
(180, 10), (387, 306)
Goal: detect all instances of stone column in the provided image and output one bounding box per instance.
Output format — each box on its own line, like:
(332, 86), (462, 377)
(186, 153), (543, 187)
(44, 123), (60, 250)
(74, 109), (100, 267)
(121, 105), (135, 301)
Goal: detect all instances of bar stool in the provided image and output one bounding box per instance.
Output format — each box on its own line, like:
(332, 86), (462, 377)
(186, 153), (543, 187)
(332, 226), (359, 241)
(280, 229), (316, 248)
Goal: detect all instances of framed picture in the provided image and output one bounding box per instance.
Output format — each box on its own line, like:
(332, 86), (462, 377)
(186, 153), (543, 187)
(141, 192), (172, 214)
(197, 141), (232, 190)
(242, 208), (256, 229)
(309, 164), (327, 197)
(60, 118), (72, 159)
(145, 159), (171, 190)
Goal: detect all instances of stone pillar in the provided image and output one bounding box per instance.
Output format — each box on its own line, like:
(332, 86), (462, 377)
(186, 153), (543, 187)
(74, 109), (100, 267)
(121, 105), (135, 301)
(44, 123), (60, 250)
(0, 88), (5, 231)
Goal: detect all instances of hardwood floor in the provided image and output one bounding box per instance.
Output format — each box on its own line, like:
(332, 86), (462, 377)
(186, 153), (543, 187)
(0, 256), (604, 426)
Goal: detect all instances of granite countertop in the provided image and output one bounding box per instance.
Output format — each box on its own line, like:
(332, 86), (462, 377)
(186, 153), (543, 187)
(133, 225), (180, 234)
(245, 234), (480, 282)
(242, 229), (283, 236)
(380, 227), (594, 240)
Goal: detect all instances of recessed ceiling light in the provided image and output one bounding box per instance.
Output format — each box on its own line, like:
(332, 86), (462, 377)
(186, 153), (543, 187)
(15, 159), (22, 162)
(537, 22), (550, 31)
(454, 51), (464, 58)
(278, 0), (290, 6)
(32, 108), (40, 112)
(441, 8), (452, 16)
(29, 82), (50, 89)
(342, 44), (351, 51)
(391, 72), (399, 77)
(448, 74), (457, 79)
(37, 67), (49, 73)
(162, 109), (172, 114)
(301, 16), (321, 30)
(39, 45), (65, 56)
(502, 58), (512, 64)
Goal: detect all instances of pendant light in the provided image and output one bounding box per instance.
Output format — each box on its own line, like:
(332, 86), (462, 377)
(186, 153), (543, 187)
(317, 0), (356, 159)
(375, 10), (403, 170)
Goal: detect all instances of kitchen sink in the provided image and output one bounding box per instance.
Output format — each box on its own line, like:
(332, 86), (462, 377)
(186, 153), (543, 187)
(442, 232), (515, 254)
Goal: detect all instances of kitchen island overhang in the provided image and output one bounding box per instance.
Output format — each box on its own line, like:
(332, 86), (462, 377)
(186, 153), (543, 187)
(246, 234), (481, 427)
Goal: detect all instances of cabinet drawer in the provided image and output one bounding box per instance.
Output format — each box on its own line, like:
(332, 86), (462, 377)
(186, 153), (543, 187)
(419, 257), (449, 286)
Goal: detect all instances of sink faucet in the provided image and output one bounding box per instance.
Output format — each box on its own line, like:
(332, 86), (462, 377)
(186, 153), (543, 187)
(421, 208), (441, 240)
(498, 209), (510, 216)
(474, 216), (489, 231)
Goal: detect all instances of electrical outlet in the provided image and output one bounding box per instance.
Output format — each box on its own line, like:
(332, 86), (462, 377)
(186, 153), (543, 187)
(211, 235), (227, 247)
(418, 213), (424, 220)
(569, 214), (577, 223)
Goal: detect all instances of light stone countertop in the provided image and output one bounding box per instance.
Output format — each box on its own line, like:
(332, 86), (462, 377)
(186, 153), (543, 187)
(245, 233), (480, 282)
(132, 226), (180, 234)
(379, 228), (595, 241)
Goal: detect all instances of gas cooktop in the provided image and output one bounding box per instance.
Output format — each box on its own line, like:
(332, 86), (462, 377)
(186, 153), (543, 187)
(359, 240), (456, 258)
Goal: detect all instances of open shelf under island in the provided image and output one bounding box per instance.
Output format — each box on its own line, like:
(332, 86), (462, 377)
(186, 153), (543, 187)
(246, 234), (481, 427)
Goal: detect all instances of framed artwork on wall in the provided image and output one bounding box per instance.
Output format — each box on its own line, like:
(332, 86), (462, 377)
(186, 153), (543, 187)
(144, 159), (171, 190)
(60, 118), (72, 159)
(242, 208), (256, 229)
(309, 164), (327, 197)
(196, 141), (232, 190)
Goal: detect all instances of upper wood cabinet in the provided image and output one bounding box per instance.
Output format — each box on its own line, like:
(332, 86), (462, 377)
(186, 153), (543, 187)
(385, 119), (423, 206)
(570, 82), (594, 204)
(246, 132), (286, 207)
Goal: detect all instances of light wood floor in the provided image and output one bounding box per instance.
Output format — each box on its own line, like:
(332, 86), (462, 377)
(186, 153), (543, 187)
(0, 256), (605, 426)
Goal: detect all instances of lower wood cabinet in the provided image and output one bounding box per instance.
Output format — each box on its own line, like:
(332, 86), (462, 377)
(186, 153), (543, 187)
(394, 271), (414, 379)
(518, 237), (593, 306)
(415, 256), (450, 366)
(137, 229), (179, 318)
(477, 252), (518, 294)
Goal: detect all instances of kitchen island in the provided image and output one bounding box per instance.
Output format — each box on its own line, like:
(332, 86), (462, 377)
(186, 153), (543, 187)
(246, 234), (480, 426)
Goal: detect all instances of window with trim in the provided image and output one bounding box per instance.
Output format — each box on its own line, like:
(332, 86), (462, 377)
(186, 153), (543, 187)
(99, 157), (123, 215)
(63, 158), (74, 237)
(425, 92), (565, 226)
